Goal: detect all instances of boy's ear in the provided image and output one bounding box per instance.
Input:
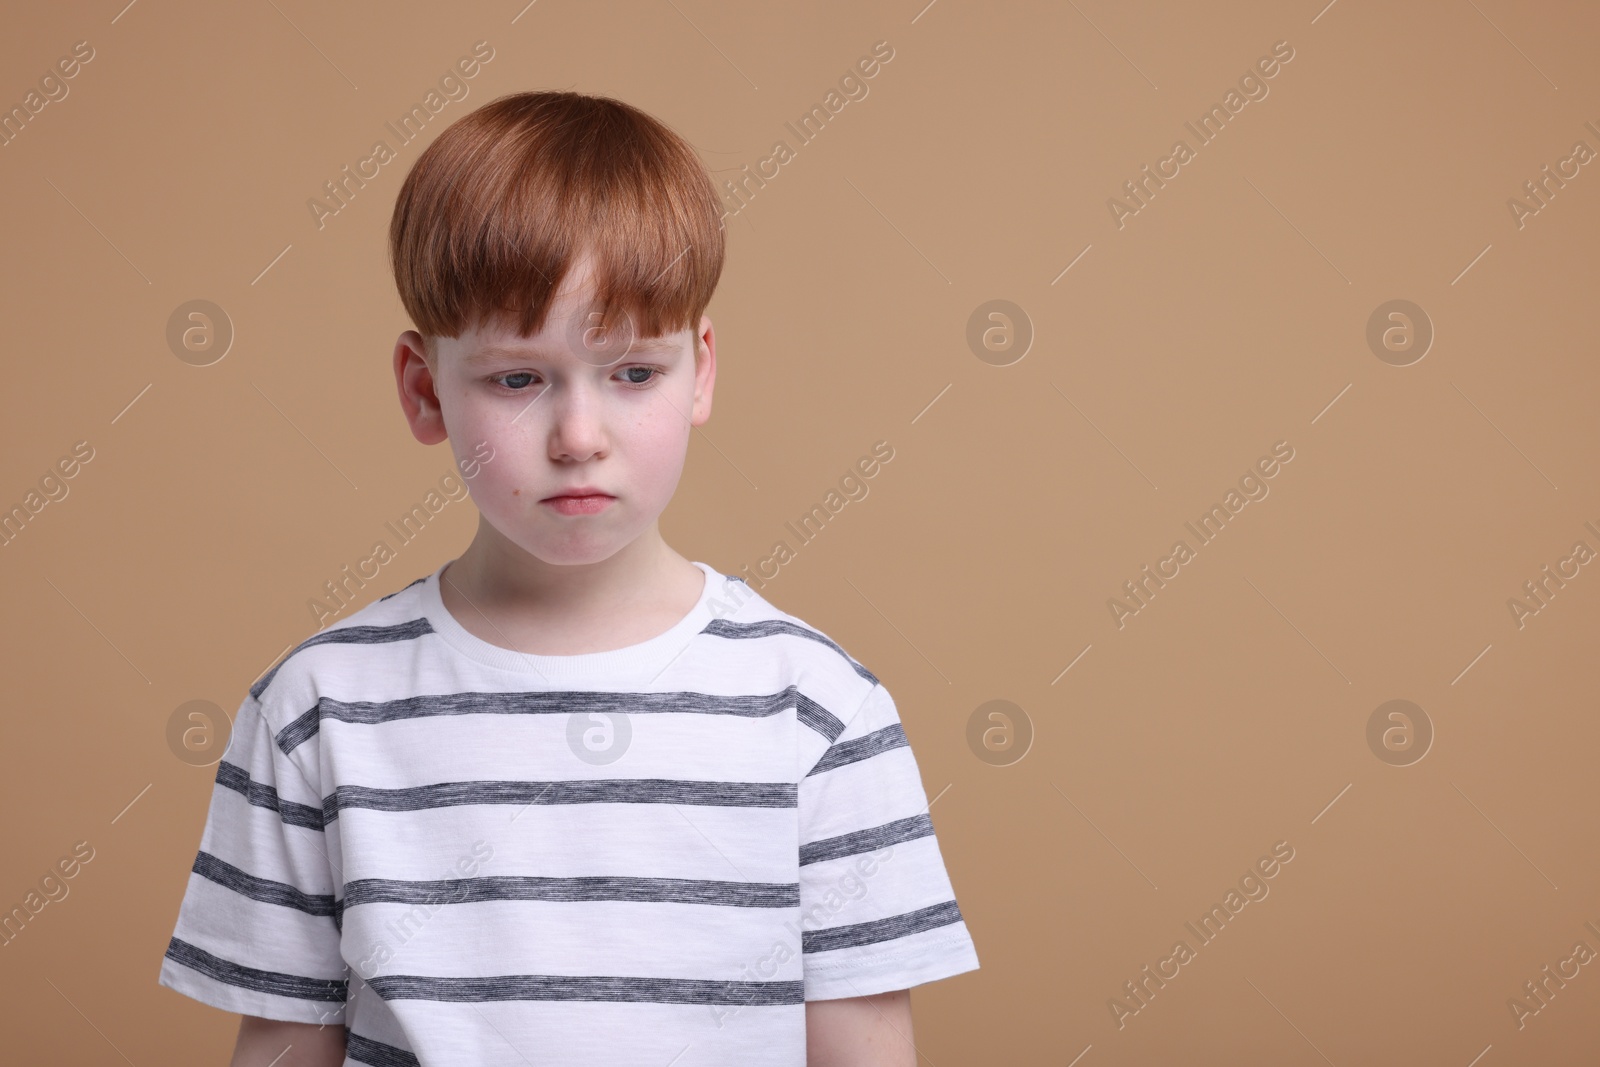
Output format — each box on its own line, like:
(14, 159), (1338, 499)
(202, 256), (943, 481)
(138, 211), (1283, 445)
(394, 330), (449, 445)
(691, 314), (716, 428)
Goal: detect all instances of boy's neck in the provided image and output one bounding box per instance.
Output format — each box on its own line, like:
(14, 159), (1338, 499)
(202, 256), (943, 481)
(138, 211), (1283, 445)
(436, 519), (706, 656)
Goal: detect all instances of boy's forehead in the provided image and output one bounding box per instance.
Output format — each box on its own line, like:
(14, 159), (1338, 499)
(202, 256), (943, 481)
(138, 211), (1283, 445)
(442, 252), (690, 362)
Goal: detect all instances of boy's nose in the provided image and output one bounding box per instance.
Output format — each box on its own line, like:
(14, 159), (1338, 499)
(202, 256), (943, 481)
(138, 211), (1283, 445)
(547, 389), (609, 461)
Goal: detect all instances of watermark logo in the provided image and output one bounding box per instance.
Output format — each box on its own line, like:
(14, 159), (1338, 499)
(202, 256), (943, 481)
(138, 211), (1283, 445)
(1365, 699), (1432, 767)
(566, 711), (633, 765)
(966, 699), (1033, 766)
(166, 300), (234, 367)
(564, 302), (639, 368)
(165, 699), (233, 767)
(1365, 299), (1432, 367)
(966, 300), (1033, 367)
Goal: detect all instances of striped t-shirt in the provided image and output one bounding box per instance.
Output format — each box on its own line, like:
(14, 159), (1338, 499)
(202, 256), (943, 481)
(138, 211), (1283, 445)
(158, 558), (979, 1065)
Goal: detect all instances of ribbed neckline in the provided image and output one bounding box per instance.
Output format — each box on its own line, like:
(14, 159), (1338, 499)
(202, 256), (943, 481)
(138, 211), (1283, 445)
(417, 558), (723, 686)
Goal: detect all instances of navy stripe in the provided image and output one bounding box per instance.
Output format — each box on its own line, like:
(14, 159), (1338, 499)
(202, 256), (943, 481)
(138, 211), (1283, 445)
(251, 619), (434, 701)
(276, 687), (808, 755)
(346, 1029), (420, 1067)
(325, 778), (796, 822)
(191, 850), (337, 917)
(216, 760), (325, 831)
(796, 692), (847, 744)
(343, 874), (798, 911)
(164, 936), (347, 1003)
(801, 899), (964, 954)
(703, 618), (879, 685)
(808, 723), (907, 776)
(277, 704), (321, 755)
(365, 972), (804, 1007)
(800, 813), (935, 866)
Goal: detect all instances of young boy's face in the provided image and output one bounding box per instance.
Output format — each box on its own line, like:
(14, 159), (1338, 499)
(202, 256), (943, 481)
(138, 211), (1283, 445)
(394, 251), (715, 567)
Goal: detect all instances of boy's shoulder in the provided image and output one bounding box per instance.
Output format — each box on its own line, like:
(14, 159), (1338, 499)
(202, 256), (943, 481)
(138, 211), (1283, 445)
(702, 572), (881, 697)
(247, 570), (434, 717)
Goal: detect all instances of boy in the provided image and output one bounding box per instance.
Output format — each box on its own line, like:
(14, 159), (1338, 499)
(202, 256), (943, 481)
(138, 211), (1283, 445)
(158, 90), (978, 1066)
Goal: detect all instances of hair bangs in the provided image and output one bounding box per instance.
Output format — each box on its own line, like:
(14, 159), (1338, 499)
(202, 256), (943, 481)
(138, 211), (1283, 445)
(389, 90), (725, 357)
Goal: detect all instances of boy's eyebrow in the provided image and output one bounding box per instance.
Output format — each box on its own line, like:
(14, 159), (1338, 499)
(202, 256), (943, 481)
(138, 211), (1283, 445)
(465, 336), (684, 363)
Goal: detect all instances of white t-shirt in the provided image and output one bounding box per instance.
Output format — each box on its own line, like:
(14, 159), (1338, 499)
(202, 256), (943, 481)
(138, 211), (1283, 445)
(159, 558), (979, 1065)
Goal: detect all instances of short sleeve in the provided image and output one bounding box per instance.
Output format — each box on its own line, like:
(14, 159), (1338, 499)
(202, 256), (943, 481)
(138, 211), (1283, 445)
(157, 691), (348, 1024)
(797, 683), (980, 1000)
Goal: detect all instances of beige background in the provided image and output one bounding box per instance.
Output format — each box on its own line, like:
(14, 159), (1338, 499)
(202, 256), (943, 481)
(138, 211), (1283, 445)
(2, 0), (1597, 1062)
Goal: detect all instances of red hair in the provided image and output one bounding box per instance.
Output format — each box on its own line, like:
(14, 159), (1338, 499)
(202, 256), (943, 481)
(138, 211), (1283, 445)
(388, 90), (725, 357)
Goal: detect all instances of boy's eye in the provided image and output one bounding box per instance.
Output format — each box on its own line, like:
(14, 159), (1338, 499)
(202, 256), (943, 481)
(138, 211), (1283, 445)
(490, 367), (662, 391)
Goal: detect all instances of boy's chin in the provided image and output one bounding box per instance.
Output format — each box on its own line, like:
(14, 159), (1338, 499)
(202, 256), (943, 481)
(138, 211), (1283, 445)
(507, 528), (640, 568)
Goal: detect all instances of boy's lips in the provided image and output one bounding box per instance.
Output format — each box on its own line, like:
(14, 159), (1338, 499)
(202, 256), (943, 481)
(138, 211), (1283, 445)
(540, 488), (615, 515)
(540, 486), (612, 501)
